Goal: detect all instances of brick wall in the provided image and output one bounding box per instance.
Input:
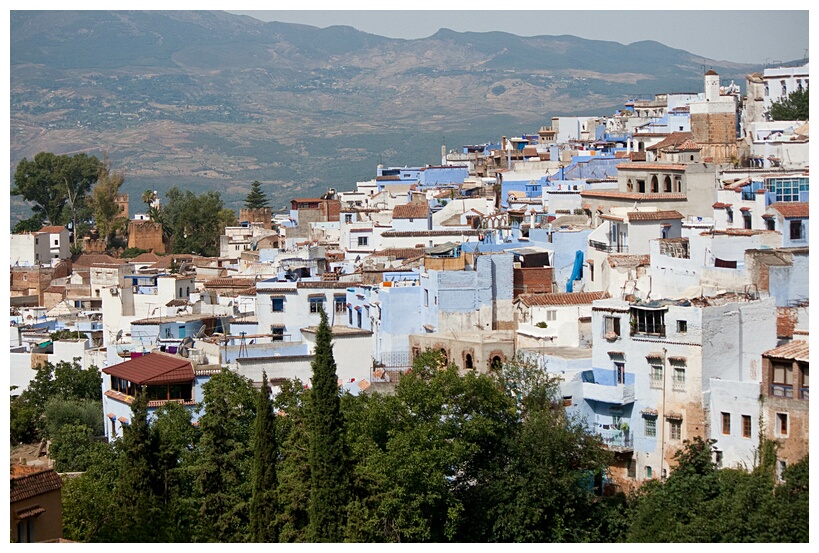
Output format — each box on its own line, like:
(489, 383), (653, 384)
(128, 221), (165, 254)
(691, 112), (736, 145)
(239, 207), (272, 230)
(513, 267), (554, 297)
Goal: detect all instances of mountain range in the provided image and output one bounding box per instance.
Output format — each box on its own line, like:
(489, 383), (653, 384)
(10, 10), (768, 221)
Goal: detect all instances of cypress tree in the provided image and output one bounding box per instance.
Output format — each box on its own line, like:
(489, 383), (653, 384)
(308, 308), (347, 542)
(244, 180), (270, 209)
(250, 370), (279, 542)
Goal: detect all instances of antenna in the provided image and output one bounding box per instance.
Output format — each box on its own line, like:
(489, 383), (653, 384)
(194, 325), (207, 339)
(116, 329), (123, 343)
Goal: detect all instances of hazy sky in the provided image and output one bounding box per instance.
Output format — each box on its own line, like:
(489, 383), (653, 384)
(226, 8), (809, 65)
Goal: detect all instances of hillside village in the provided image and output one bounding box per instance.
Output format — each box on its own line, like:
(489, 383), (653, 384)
(10, 63), (809, 539)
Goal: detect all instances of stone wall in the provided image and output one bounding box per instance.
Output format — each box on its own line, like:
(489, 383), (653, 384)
(239, 207), (272, 230)
(127, 220), (165, 254)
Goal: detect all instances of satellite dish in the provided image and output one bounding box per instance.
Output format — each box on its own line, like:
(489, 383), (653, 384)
(116, 329), (123, 342)
(194, 325), (207, 339)
(181, 336), (194, 349)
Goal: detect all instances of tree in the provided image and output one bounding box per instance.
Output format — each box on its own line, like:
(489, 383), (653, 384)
(244, 180), (270, 209)
(250, 370), (280, 542)
(89, 156), (127, 249)
(163, 186), (233, 256)
(61, 442), (121, 542)
(12, 152), (102, 246)
(308, 308), (347, 542)
(193, 368), (257, 542)
(769, 87), (809, 121)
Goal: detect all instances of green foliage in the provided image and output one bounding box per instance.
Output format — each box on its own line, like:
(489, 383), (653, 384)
(193, 368), (257, 542)
(244, 180), (270, 209)
(61, 442), (121, 542)
(769, 87), (809, 121)
(163, 186), (233, 256)
(49, 423), (98, 472)
(12, 215), (45, 233)
(273, 379), (312, 542)
(43, 397), (103, 440)
(122, 247), (149, 258)
(308, 308), (348, 542)
(12, 152), (101, 237)
(50, 328), (85, 342)
(250, 371), (280, 542)
(89, 157), (127, 248)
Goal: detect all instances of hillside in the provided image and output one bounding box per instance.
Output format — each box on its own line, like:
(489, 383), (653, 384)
(10, 10), (761, 220)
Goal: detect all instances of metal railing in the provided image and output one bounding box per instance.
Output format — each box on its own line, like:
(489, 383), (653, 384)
(770, 384), (794, 399)
(589, 240), (628, 253)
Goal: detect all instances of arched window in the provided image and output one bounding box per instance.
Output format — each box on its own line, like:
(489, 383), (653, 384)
(627, 179), (633, 192)
(186, 286), (190, 296)
(465, 353), (473, 369)
(664, 176), (672, 193)
(651, 175), (659, 193)
(440, 348), (448, 365)
(491, 356), (502, 371)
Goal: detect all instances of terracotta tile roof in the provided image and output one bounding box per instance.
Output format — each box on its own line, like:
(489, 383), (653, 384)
(616, 163), (688, 171)
(38, 225), (68, 234)
(380, 230), (481, 237)
(102, 352), (194, 385)
(646, 132), (694, 151)
(712, 202), (732, 209)
(371, 247), (426, 259)
(517, 291), (609, 307)
(763, 340), (809, 362)
(236, 287), (257, 296)
(627, 210), (684, 221)
(392, 203), (430, 219)
(204, 278), (255, 289)
(72, 253), (125, 267)
(580, 190), (687, 201)
(44, 285), (66, 294)
(296, 281), (350, 289)
(769, 202), (809, 218)
(702, 229), (778, 236)
(130, 252), (161, 262)
(10, 466), (63, 502)
(165, 299), (191, 307)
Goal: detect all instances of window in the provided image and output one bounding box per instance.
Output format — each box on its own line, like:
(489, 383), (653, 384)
(630, 308), (666, 336)
(777, 413), (788, 437)
(465, 353), (474, 369)
(715, 450), (723, 468)
(781, 80), (787, 96)
(645, 418), (656, 437)
(54, 239), (58, 245)
(357, 236), (368, 247)
(801, 365), (809, 399)
(676, 320), (687, 333)
(604, 316), (621, 338)
(309, 297), (325, 313)
(669, 420), (682, 440)
(721, 412), (731, 435)
(615, 362), (626, 385)
(766, 218), (776, 231)
(664, 175), (672, 193)
(357, 310), (362, 328)
(424, 289), (429, 307)
(742, 415), (752, 438)
(673, 366), (686, 391)
(334, 296), (346, 314)
(777, 460), (787, 481)
(790, 220), (803, 240)
(637, 179), (646, 193)
(348, 307), (353, 325)
(743, 212), (752, 229)
(645, 466), (652, 478)
(271, 327), (284, 341)
(17, 517), (35, 543)
(546, 310), (557, 321)
(345, 214), (353, 223)
(772, 362), (794, 398)
(651, 175), (659, 193)
(271, 298), (284, 312)
(650, 364), (663, 388)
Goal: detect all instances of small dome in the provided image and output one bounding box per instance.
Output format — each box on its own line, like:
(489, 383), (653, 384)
(705, 69), (718, 76)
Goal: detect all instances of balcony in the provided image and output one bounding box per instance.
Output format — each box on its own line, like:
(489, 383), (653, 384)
(589, 240), (628, 253)
(583, 383), (635, 405)
(596, 428), (634, 452)
(770, 384), (794, 399)
(801, 388), (809, 400)
(630, 324), (666, 338)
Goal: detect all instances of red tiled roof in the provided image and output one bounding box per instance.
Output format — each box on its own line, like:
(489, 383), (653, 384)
(371, 247), (426, 259)
(72, 253), (125, 267)
(517, 291), (609, 307)
(763, 340), (809, 362)
(769, 202), (809, 218)
(131, 252), (161, 262)
(10, 466), (63, 502)
(627, 210), (684, 221)
(38, 225), (68, 234)
(393, 203), (430, 219)
(646, 132), (694, 151)
(102, 352), (194, 385)
(204, 277), (255, 289)
(712, 202), (732, 209)
(702, 228), (778, 236)
(608, 254), (651, 268)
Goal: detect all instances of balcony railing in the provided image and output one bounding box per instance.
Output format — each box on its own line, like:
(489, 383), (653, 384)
(582, 383), (635, 405)
(631, 324), (666, 337)
(596, 428), (634, 451)
(589, 240), (628, 253)
(801, 387), (809, 400)
(770, 384), (794, 399)
(650, 377), (663, 389)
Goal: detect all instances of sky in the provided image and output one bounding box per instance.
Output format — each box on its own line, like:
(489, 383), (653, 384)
(222, 6), (810, 65)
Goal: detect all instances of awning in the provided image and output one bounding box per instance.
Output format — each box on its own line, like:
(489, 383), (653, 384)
(270, 324), (286, 329)
(665, 412), (683, 420)
(645, 352), (664, 360)
(269, 294), (286, 299)
(307, 294), (326, 299)
(668, 356), (687, 363)
(107, 412), (116, 420)
(118, 416), (129, 424)
(15, 506), (45, 520)
(641, 408), (658, 417)
(422, 324), (435, 332)
(607, 351), (625, 357)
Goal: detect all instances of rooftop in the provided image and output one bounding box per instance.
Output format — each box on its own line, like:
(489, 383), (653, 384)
(764, 340), (809, 362)
(516, 291), (609, 307)
(102, 352), (195, 385)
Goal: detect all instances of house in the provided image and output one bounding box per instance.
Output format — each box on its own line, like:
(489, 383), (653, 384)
(765, 202), (809, 247)
(10, 231), (52, 267)
(37, 225), (71, 261)
(760, 340), (809, 478)
(515, 291), (609, 349)
(101, 352), (214, 440)
(561, 292), (777, 490)
(10, 465), (63, 543)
